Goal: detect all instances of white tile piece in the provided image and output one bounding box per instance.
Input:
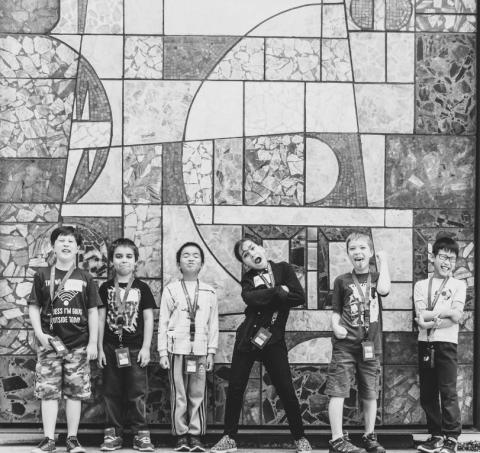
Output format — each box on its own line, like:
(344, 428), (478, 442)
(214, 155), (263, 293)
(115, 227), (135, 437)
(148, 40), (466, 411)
(81, 35), (124, 79)
(361, 134), (385, 208)
(61, 204), (122, 217)
(382, 283), (413, 309)
(190, 206), (213, 224)
(125, 0), (163, 34)
(387, 33), (415, 83)
(385, 209), (413, 227)
(350, 32), (385, 82)
(372, 228), (412, 280)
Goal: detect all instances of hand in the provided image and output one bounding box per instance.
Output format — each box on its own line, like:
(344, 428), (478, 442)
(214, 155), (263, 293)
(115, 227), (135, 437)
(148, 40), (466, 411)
(37, 332), (53, 350)
(206, 353), (215, 372)
(86, 342), (97, 361)
(280, 285), (290, 293)
(159, 356), (170, 369)
(432, 316), (443, 329)
(375, 250), (388, 267)
(415, 314), (434, 330)
(333, 324), (348, 340)
(97, 349), (106, 368)
(137, 347), (150, 367)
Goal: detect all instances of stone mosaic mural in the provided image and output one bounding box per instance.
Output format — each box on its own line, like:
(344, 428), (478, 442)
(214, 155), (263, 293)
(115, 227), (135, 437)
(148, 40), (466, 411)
(0, 0), (476, 429)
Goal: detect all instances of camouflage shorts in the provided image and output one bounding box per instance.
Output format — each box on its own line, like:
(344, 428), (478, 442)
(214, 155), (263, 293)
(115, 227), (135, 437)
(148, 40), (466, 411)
(34, 345), (91, 400)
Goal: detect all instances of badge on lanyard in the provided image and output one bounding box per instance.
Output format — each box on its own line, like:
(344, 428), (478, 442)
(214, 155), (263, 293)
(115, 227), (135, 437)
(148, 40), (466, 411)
(361, 340), (375, 361)
(184, 355), (198, 374)
(115, 347), (132, 368)
(251, 327), (272, 349)
(49, 265), (75, 332)
(49, 336), (68, 356)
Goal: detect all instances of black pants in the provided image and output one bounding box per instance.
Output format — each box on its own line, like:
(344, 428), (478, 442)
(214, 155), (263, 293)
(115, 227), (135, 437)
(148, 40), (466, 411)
(418, 341), (461, 439)
(223, 340), (304, 440)
(103, 342), (148, 435)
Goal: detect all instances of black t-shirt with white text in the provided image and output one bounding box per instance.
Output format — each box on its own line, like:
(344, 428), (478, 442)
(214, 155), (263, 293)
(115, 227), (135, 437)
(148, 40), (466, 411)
(99, 278), (157, 348)
(28, 266), (99, 349)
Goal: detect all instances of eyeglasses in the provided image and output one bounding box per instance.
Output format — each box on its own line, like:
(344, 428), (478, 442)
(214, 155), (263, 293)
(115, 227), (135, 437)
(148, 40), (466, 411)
(438, 254), (456, 264)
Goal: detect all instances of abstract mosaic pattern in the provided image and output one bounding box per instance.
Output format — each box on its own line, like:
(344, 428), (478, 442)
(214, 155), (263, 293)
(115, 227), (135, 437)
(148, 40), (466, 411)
(0, 0), (476, 430)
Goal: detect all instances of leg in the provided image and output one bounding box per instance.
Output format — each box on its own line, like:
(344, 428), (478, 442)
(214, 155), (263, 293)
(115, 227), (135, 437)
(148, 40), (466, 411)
(125, 348), (148, 435)
(328, 397), (345, 441)
(169, 354), (189, 436)
(357, 356), (381, 433)
(102, 343), (125, 435)
(186, 356), (208, 435)
(261, 341), (304, 440)
(362, 398), (377, 434)
(436, 342), (461, 439)
(41, 400), (59, 439)
(223, 347), (256, 437)
(66, 399), (82, 437)
(418, 342), (442, 436)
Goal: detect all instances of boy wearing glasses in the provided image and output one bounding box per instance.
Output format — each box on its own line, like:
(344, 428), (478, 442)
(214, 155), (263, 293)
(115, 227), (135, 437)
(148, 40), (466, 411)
(414, 236), (466, 453)
(97, 238), (156, 452)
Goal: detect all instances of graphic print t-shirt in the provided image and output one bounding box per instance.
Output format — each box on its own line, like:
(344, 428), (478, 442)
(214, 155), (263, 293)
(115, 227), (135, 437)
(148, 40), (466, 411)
(99, 278), (157, 348)
(28, 266), (99, 349)
(332, 271), (383, 352)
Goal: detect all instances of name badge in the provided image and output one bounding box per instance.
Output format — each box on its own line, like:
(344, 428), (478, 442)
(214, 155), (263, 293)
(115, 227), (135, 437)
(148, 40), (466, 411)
(251, 327), (272, 350)
(184, 355), (198, 374)
(115, 347), (132, 368)
(64, 279), (83, 292)
(362, 341), (375, 361)
(253, 275), (264, 288)
(49, 336), (68, 356)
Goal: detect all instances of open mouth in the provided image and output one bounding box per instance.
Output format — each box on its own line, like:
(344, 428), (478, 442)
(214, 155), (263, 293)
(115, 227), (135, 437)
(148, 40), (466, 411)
(254, 257), (262, 264)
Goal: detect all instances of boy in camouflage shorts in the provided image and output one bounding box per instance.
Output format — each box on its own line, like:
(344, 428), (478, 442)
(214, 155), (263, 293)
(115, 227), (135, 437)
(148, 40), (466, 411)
(28, 226), (99, 453)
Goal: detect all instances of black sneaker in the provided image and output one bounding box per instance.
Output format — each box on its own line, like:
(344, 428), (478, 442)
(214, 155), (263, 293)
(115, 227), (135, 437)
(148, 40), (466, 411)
(189, 435), (206, 452)
(439, 437), (457, 453)
(362, 433), (386, 453)
(65, 436), (86, 453)
(174, 435), (190, 452)
(418, 436), (444, 453)
(31, 437), (56, 453)
(133, 430), (154, 452)
(329, 434), (367, 453)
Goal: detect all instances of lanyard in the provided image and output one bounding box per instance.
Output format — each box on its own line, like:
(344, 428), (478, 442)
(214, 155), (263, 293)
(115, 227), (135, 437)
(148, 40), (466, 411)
(181, 280), (199, 352)
(49, 264), (75, 331)
(426, 277), (449, 340)
(257, 263), (278, 327)
(114, 276), (135, 345)
(351, 272), (372, 337)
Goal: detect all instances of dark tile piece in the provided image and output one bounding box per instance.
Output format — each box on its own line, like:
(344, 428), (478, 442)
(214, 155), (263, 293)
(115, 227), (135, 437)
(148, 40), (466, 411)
(162, 142), (187, 204)
(291, 229), (306, 292)
(458, 333), (474, 364)
(246, 225), (304, 240)
(307, 134), (367, 207)
(0, 2), (59, 33)
(63, 217), (122, 250)
(284, 332), (326, 352)
(413, 210), (474, 229)
(0, 329), (35, 354)
(0, 159), (66, 203)
(383, 332), (418, 365)
(386, 136), (475, 208)
(416, 34), (476, 135)
(164, 36), (239, 79)
(350, 0), (374, 29)
(0, 204), (60, 223)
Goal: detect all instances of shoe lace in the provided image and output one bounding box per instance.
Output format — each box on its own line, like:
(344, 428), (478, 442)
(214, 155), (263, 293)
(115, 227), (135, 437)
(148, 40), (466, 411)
(444, 438), (457, 448)
(67, 437), (80, 447)
(39, 438), (53, 447)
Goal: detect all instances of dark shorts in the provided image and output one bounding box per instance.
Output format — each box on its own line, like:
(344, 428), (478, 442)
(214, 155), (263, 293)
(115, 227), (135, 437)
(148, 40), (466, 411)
(325, 344), (381, 400)
(34, 345), (91, 400)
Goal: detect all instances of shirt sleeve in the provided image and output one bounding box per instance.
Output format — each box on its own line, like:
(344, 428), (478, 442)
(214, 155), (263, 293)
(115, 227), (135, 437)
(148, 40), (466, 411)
(331, 276), (344, 314)
(28, 271), (44, 307)
(157, 286), (174, 357)
(414, 280), (427, 315)
(451, 279), (466, 312)
(140, 281), (158, 310)
(98, 282), (108, 309)
(85, 273), (100, 309)
(207, 290), (219, 355)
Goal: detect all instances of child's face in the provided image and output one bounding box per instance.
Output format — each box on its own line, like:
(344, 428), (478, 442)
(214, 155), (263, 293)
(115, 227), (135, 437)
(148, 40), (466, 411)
(347, 237), (373, 273)
(112, 245), (137, 277)
(240, 240), (268, 270)
(432, 248), (457, 279)
(53, 234), (79, 264)
(178, 245), (203, 276)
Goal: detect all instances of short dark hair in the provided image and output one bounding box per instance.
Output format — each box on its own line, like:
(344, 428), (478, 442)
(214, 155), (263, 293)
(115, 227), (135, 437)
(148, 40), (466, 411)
(176, 242), (205, 265)
(233, 237), (261, 263)
(108, 238), (139, 262)
(50, 226), (82, 247)
(432, 235), (459, 257)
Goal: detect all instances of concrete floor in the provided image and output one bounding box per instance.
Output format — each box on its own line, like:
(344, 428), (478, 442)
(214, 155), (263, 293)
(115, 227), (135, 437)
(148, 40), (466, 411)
(0, 448), (421, 453)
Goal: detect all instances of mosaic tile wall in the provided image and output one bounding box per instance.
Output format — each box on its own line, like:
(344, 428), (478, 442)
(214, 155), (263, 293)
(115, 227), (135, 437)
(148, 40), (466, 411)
(0, 0), (476, 428)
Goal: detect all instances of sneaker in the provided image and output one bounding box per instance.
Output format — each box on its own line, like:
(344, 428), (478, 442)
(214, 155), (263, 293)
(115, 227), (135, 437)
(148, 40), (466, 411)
(329, 434), (367, 453)
(65, 436), (86, 453)
(101, 428), (123, 451)
(133, 430), (155, 452)
(418, 436), (444, 453)
(361, 433), (386, 453)
(190, 435), (206, 452)
(439, 437), (457, 453)
(295, 437), (313, 453)
(210, 435), (237, 453)
(175, 435), (190, 452)
(31, 438), (56, 453)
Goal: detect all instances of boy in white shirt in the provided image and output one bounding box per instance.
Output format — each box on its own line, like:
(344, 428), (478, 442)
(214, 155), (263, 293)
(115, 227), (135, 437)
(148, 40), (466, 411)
(158, 242), (218, 452)
(415, 236), (466, 453)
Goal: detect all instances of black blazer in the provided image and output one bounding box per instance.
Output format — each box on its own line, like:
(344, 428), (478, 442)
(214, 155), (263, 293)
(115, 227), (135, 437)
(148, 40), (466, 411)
(234, 261), (305, 351)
